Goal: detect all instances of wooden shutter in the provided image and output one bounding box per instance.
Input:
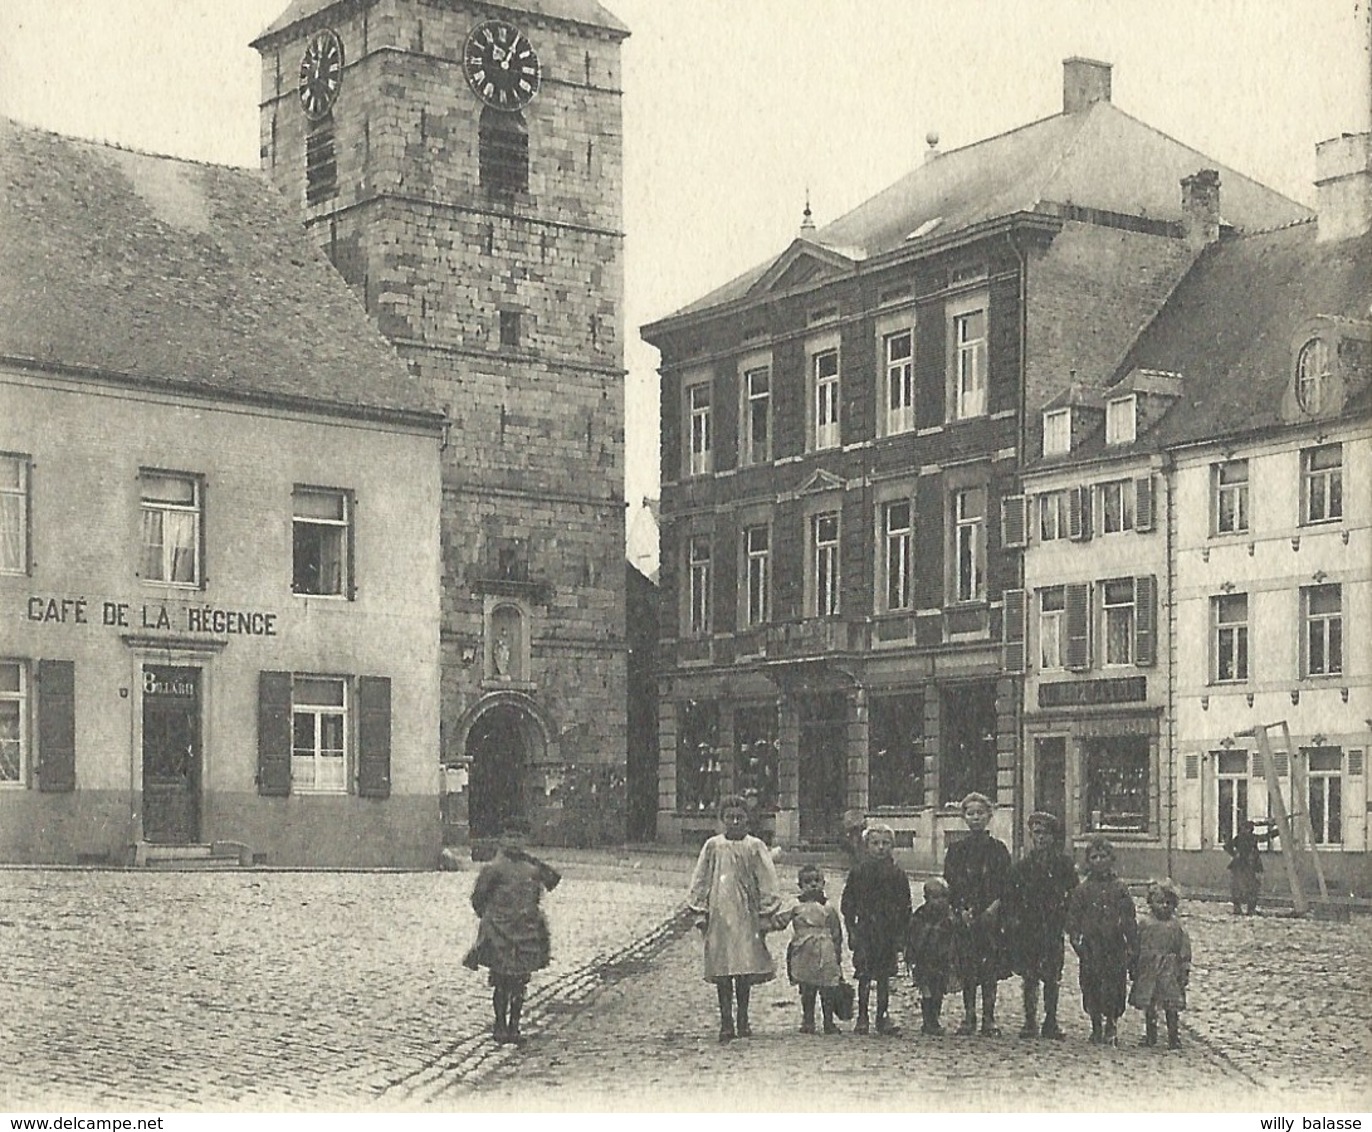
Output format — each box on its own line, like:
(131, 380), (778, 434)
(36, 659), (75, 793)
(1002, 588), (1026, 674)
(1064, 582), (1091, 671)
(1134, 574), (1157, 667)
(357, 676), (392, 799)
(1135, 475), (1155, 532)
(1000, 494), (1027, 549)
(257, 671), (292, 796)
(913, 473), (944, 608)
(1068, 485), (1092, 541)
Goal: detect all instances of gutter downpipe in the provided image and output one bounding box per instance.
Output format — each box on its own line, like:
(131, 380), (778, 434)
(1007, 227), (1030, 859)
(1164, 447), (1177, 881)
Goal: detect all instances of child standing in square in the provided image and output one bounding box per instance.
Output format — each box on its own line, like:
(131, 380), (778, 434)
(906, 876), (959, 1035)
(943, 792), (1012, 1036)
(686, 794), (784, 1042)
(783, 865), (844, 1034)
(467, 817), (562, 1045)
(1003, 811), (1078, 1039)
(1130, 879), (1191, 1049)
(840, 822), (911, 1035)
(1066, 835), (1138, 1045)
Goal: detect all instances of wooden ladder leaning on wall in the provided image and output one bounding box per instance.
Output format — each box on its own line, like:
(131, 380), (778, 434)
(1234, 721), (1337, 918)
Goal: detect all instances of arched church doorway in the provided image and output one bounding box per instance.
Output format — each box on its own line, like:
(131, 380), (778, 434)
(466, 703), (533, 839)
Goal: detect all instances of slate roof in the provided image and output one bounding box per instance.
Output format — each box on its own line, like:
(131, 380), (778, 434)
(1118, 221), (1372, 447)
(660, 100), (1311, 325)
(0, 118), (440, 424)
(251, 0), (628, 45)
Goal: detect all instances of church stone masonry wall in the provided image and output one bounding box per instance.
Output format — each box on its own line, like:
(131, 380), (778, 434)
(259, 0), (628, 845)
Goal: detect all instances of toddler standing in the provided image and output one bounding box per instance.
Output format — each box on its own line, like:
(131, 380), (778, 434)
(1129, 880), (1191, 1049)
(840, 822), (911, 1035)
(906, 877), (959, 1035)
(686, 794), (783, 1042)
(1066, 835), (1138, 1045)
(783, 865), (844, 1034)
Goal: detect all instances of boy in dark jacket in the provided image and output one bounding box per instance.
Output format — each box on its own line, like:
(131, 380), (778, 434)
(840, 822), (911, 1035)
(1003, 811), (1078, 1039)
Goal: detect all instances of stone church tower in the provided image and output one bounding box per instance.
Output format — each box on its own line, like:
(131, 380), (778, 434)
(253, 0), (629, 845)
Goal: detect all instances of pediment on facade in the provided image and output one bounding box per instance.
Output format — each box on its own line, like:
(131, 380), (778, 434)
(794, 468), (847, 496)
(748, 239), (858, 298)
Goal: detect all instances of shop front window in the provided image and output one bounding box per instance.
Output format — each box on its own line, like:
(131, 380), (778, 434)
(869, 694), (923, 808)
(676, 700), (721, 814)
(734, 705), (779, 812)
(1084, 734), (1149, 833)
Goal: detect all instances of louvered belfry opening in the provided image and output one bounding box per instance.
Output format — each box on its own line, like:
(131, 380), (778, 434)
(480, 107), (528, 197)
(305, 117), (337, 205)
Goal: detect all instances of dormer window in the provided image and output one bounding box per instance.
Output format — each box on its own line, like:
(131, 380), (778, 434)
(1295, 338), (1331, 415)
(1106, 395), (1136, 445)
(1043, 408), (1071, 456)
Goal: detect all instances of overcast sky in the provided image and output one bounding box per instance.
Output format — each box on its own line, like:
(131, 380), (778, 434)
(1, 1), (1367, 521)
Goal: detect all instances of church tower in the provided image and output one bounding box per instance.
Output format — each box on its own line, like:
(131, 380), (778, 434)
(253, 0), (629, 845)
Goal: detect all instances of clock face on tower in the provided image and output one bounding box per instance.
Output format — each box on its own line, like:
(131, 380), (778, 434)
(299, 29), (345, 120)
(463, 19), (541, 111)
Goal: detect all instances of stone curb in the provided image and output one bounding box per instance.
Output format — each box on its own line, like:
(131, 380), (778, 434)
(373, 904), (694, 1107)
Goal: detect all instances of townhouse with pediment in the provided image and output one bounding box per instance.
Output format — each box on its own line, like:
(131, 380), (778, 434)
(641, 59), (1309, 864)
(1020, 132), (1372, 895)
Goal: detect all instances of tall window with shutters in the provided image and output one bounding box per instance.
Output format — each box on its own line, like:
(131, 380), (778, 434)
(139, 470), (202, 586)
(811, 512), (840, 617)
(882, 500), (913, 612)
(884, 330), (915, 435)
(259, 672), (390, 798)
(1039, 587), (1065, 670)
(0, 454), (29, 575)
(1301, 444), (1342, 524)
(687, 535), (712, 636)
(1101, 579), (1136, 667)
(951, 487), (985, 604)
(686, 382), (712, 477)
(1305, 747), (1343, 845)
(1302, 584), (1342, 677)
(813, 349), (840, 450)
(950, 306), (988, 420)
(742, 524), (769, 627)
(741, 365), (771, 466)
(1098, 479), (1135, 535)
(1213, 460), (1249, 534)
(1215, 749), (1250, 847)
(0, 660), (27, 786)
(1213, 594), (1249, 683)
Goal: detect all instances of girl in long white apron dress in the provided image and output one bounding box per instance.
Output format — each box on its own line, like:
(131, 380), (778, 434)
(686, 794), (783, 1042)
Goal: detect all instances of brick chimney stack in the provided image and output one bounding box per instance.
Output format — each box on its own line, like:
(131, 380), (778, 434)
(1181, 169), (1222, 251)
(1315, 133), (1372, 242)
(1063, 57), (1112, 114)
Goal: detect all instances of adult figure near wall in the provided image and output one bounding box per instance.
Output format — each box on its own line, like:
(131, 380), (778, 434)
(1224, 818), (1278, 915)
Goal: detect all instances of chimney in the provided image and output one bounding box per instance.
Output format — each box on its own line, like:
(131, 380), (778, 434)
(1063, 57), (1112, 114)
(1315, 133), (1372, 242)
(1181, 169), (1222, 251)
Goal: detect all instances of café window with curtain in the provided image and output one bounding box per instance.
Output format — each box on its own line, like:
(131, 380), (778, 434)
(734, 705), (779, 812)
(676, 700), (721, 814)
(868, 694), (923, 808)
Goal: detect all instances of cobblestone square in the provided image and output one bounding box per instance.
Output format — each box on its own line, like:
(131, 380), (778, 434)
(0, 865), (1368, 1114)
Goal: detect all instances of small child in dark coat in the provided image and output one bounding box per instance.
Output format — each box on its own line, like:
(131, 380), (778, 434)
(840, 822), (911, 1035)
(906, 877), (959, 1035)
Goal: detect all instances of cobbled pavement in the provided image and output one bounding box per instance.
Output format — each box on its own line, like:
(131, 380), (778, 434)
(464, 899), (1372, 1113)
(0, 867), (682, 1112)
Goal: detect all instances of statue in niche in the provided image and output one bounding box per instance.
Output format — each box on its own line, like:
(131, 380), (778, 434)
(494, 629), (512, 678)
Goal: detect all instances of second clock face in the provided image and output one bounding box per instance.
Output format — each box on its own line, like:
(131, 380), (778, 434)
(299, 29), (344, 119)
(463, 20), (541, 111)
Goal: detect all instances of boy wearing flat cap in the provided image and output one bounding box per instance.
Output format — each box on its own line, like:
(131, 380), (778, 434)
(1002, 811), (1078, 1039)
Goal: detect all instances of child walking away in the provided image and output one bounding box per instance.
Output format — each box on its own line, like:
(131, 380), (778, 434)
(467, 818), (562, 1045)
(784, 866), (844, 1034)
(906, 877), (959, 1035)
(840, 822), (911, 1035)
(1066, 836), (1138, 1046)
(943, 792), (1012, 1036)
(686, 795), (783, 1042)
(1004, 811), (1078, 1040)
(1130, 880), (1191, 1049)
